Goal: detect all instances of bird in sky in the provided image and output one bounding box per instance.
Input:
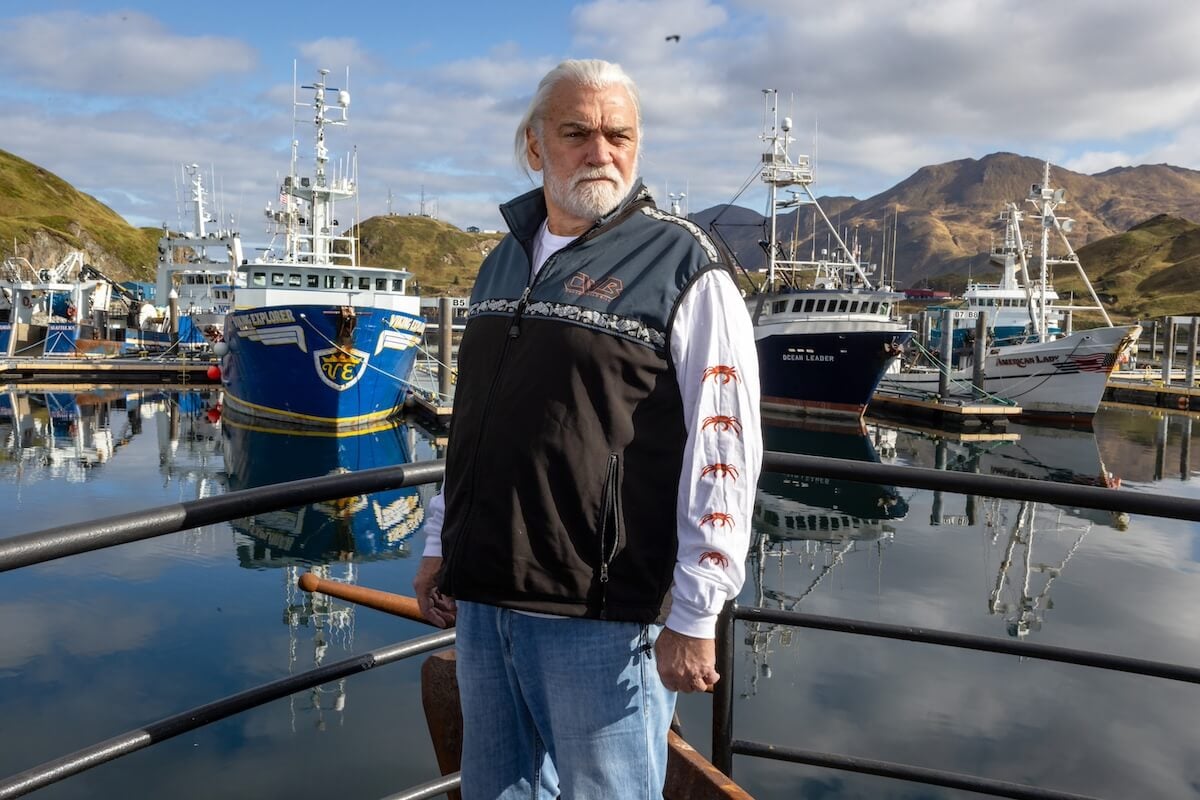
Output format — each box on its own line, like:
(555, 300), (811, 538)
(665, 34), (680, 42)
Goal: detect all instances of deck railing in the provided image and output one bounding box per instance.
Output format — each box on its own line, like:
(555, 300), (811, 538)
(3, 453), (1200, 799)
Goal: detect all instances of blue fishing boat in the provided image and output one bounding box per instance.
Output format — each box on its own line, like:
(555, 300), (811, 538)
(219, 68), (425, 427)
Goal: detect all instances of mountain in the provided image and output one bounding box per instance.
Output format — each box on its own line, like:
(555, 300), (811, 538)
(6, 146), (1200, 319)
(701, 153), (1200, 292)
(0, 148), (159, 281)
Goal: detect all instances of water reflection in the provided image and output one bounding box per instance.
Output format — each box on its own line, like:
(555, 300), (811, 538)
(745, 417), (909, 695)
(222, 416), (425, 567)
(0, 387), (134, 480)
(899, 422), (1122, 639)
(220, 413), (427, 730)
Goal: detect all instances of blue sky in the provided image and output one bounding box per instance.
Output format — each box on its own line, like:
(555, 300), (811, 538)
(2, 0), (1198, 240)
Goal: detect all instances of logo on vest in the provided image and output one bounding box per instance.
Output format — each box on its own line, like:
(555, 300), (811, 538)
(314, 347), (370, 391)
(564, 272), (623, 301)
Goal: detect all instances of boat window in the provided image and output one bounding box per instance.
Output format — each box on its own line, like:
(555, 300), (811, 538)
(307, 275), (319, 288)
(325, 275), (336, 289)
(252, 272), (266, 287)
(288, 274), (302, 287)
(792, 299), (804, 312)
(769, 301), (783, 314)
(882, 303), (890, 315)
(848, 301), (859, 313)
(870, 302), (880, 314)
(391, 279), (404, 292)
(838, 301), (848, 312)
(815, 300), (826, 312)
(376, 278), (387, 291)
(342, 276), (353, 289)
(359, 277), (371, 290)
(271, 273), (284, 287)
(803, 299), (815, 312)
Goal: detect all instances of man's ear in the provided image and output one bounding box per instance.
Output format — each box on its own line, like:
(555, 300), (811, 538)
(526, 127), (543, 172)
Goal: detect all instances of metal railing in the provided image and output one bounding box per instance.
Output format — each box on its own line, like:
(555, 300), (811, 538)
(3, 453), (1200, 799)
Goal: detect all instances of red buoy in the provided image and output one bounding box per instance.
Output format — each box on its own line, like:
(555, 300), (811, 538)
(206, 365), (221, 381)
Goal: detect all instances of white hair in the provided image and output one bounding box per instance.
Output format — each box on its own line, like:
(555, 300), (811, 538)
(513, 59), (642, 178)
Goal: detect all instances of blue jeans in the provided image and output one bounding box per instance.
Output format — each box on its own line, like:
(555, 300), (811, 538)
(455, 601), (677, 800)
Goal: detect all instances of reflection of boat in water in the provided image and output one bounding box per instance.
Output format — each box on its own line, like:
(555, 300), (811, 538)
(223, 414), (424, 567)
(892, 421), (1120, 638)
(744, 417), (909, 695)
(754, 416), (909, 543)
(984, 498), (1092, 638)
(0, 387), (137, 482)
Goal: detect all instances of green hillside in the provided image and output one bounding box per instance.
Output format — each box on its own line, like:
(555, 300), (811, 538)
(1057, 214), (1200, 323)
(354, 214), (504, 296)
(0, 148), (158, 280)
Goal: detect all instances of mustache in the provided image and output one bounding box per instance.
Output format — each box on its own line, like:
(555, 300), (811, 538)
(571, 167), (621, 187)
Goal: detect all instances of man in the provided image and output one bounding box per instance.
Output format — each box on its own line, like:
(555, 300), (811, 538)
(414, 59), (761, 799)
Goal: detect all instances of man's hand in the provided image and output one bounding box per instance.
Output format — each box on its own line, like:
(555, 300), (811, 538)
(412, 556), (456, 628)
(654, 627), (719, 693)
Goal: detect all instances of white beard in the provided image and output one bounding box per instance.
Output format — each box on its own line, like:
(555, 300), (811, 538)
(543, 163), (631, 221)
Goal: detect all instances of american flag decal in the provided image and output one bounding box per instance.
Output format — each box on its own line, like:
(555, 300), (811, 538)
(1057, 352), (1117, 374)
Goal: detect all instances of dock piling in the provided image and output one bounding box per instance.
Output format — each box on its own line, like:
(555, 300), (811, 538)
(438, 297), (453, 401)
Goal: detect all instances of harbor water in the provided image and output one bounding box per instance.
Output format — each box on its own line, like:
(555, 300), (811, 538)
(2, 388), (1200, 799)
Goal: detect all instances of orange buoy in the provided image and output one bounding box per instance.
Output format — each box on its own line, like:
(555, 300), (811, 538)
(206, 365), (221, 381)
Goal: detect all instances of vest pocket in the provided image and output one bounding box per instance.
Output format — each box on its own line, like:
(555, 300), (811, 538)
(598, 452), (622, 587)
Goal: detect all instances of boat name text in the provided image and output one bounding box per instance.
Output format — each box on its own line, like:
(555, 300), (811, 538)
(994, 354), (1059, 368)
(233, 309), (297, 330)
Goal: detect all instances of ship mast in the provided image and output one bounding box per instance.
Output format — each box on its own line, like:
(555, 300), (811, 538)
(758, 89), (873, 291)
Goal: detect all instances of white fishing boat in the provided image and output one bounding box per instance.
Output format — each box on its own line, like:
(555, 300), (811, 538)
(0, 251), (125, 358)
(877, 163), (1141, 419)
(714, 90), (913, 418)
(128, 164), (244, 351)
(219, 67), (425, 427)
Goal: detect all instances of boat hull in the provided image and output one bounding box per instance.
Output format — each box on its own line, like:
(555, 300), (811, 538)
(878, 325), (1141, 418)
(220, 303), (425, 427)
(757, 327), (914, 418)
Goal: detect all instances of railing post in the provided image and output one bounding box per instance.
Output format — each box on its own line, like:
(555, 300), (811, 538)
(713, 599), (737, 777)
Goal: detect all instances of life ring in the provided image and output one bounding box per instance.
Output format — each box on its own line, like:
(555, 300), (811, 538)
(21, 296), (31, 308)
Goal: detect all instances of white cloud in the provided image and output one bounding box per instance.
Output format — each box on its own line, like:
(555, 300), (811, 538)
(0, 11), (256, 95)
(4, 1), (1200, 232)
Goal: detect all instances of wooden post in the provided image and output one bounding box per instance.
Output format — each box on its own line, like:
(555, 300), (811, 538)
(971, 313), (987, 400)
(938, 307), (953, 399)
(920, 312), (933, 363)
(438, 297), (453, 402)
(1149, 320), (1159, 366)
(1162, 316), (1175, 385)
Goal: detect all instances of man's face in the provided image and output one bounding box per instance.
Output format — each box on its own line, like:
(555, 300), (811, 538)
(527, 81), (639, 236)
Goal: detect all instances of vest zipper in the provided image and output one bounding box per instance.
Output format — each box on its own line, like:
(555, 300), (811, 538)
(598, 452), (621, 617)
(508, 285), (532, 338)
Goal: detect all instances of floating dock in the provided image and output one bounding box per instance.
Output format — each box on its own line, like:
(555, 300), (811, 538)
(1105, 376), (1198, 412)
(869, 391), (1021, 428)
(0, 356), (219, 384)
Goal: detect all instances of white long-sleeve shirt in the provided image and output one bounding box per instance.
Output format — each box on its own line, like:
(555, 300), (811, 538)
(422, 228), (762, 639)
